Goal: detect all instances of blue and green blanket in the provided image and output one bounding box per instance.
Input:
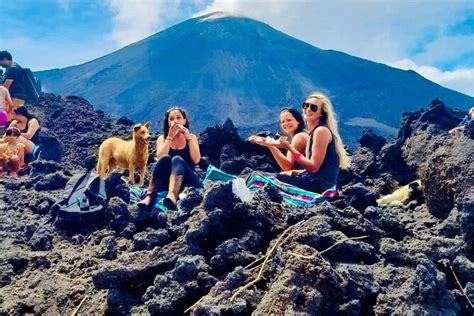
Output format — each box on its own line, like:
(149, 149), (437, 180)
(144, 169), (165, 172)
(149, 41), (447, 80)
(246, 172), (337, 207)
(129, 167), (337, 212)
(129, 186), (168, 213)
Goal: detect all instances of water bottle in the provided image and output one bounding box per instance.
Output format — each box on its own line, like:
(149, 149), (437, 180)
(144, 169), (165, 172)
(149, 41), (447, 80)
(78, 195), (90, 209)
(232, 178), (252, 202)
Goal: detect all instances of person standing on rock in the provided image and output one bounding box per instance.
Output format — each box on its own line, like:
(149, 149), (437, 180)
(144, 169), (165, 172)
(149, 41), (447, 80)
(138, 107), (202, 210)
(275, 92), (350, 192)
(250, 107), (308, 171)
(0, 51), (27, 115)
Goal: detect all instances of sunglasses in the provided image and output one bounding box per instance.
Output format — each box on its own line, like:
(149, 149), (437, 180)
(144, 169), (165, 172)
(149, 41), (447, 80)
(302, 102), (318, 112)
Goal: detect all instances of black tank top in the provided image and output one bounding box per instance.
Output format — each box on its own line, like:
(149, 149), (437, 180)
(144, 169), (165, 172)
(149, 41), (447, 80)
(306, 130), (339, 185)
(168, 142), (196, 170)
(21, 118), (41, 145)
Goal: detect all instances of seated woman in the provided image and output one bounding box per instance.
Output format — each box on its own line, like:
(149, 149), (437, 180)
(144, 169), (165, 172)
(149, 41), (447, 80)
(7, 107), (41, 158)
(276, 92), (350, 193)
(250, 107), (308, 171)
(0, 127), (25, 176)
(139, 107), (202, 210)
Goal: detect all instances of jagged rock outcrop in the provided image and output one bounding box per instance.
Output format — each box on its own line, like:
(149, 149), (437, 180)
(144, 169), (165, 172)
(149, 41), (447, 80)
(0, 95), (472, 315)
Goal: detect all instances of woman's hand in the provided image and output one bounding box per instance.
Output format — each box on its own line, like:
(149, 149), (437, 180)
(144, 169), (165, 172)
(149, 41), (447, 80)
(279, 169), (304, 176)
(181, 126), (193, 141)
(279, 136), (290, 149)
(249, 135), (267, 146)
(168, 123), (181, 139)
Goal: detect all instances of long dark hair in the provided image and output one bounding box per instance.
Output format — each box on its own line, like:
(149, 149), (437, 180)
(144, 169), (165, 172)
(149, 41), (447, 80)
(14, 106), (38, 122)
(162, 107), (190, 136)
(280, 107), (305, 134)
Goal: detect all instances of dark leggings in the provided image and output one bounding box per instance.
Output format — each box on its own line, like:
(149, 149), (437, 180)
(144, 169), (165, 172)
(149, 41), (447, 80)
(276, 172), (334, 193)
(150, 155), (202, 195)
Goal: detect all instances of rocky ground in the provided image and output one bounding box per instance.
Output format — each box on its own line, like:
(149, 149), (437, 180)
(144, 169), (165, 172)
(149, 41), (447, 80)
(0, 95), (472, 315)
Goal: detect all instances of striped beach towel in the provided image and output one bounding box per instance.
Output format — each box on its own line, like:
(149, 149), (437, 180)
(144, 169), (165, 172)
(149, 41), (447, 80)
(129, 186), (168, 213)
(246, 172), (337, 207)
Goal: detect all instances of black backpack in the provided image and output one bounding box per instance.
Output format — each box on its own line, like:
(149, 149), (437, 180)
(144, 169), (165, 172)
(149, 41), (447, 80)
(22, 67), (42, 103)
(50, 169), (107, 225)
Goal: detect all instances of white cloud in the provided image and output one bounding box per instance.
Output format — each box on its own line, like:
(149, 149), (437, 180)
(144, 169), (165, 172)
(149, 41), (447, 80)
(389, 59), (474, 96)
(106, 0), (181, 47)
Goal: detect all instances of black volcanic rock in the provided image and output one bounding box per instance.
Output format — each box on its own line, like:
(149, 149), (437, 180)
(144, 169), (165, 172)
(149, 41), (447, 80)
(358, 129), (387, 154)
(0, 95), (473, 315)
(398, 98), (466, 143)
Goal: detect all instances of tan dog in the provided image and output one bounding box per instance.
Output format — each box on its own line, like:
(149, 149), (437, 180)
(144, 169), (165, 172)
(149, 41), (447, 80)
(97, 122), (151, 185)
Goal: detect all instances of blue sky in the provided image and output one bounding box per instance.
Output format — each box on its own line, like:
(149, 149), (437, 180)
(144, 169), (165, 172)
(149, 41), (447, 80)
(1, 0), (473, 96)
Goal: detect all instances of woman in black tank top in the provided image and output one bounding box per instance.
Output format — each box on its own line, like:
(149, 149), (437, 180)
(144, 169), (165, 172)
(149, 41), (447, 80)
(139, 107), (202, 210)
(250, 107), (308, 171)
(8, 106), (41, 157)
(276, 93), (350, 193)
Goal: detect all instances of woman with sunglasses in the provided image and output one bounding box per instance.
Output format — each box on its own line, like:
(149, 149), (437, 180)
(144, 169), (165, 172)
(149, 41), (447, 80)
(250, 107), (308, 171)
(139, 107), (202, 210)
(276, 92), (350, 192)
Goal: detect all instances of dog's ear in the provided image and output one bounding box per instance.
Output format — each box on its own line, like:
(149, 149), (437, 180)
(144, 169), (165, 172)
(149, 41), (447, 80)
(409, 181), (420, 190)
(144, 121), (151, 130)
(133, 124), (141, 132)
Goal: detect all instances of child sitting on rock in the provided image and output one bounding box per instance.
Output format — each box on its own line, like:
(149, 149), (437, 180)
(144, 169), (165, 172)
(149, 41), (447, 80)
(0, 127), (25, 176)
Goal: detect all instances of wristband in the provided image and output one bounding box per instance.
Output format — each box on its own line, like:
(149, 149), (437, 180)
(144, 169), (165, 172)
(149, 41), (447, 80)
(166, 137), (173, 141)
(293, 152), (302, 160)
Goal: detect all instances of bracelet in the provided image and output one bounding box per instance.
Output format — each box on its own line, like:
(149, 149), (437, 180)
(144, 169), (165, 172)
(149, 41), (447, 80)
(293, 152), (302, 160)
(166, 137), (173, 141)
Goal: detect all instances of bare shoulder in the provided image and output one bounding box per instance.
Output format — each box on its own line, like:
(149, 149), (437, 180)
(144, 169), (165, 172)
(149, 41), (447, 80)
(313, 126), (332, 142)
(292, 131), (309, 142)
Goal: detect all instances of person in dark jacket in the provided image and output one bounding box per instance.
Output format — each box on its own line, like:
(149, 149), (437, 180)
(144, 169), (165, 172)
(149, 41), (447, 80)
(0, 51), (27, 111)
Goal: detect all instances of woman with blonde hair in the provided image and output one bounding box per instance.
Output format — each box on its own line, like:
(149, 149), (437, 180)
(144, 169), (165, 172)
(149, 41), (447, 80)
(277, 92), (350, 192)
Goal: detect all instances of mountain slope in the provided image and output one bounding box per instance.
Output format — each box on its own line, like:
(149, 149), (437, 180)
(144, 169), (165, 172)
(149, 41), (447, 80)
(37, 12), (474, 138)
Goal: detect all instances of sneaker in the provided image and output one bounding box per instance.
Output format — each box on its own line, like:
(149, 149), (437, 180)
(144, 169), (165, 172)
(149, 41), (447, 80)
(137, 195), (151, 210)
